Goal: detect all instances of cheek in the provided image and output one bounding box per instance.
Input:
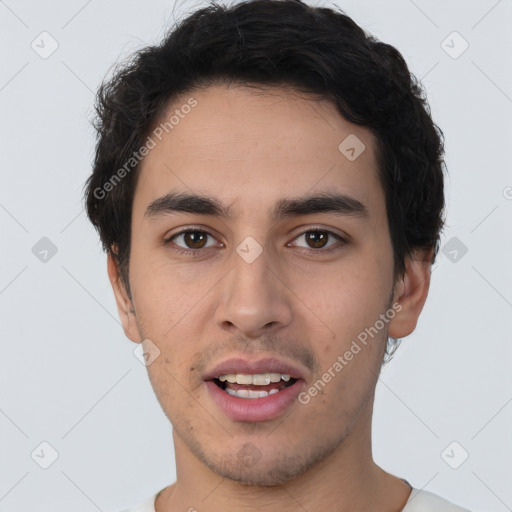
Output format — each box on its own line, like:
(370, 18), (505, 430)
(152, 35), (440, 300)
(146, 347), (203, 418)
(130, 249), (213, 331)
(300, 258), (391, 334)
(296, 253), (392, 403)
(129, 255), (209, 388)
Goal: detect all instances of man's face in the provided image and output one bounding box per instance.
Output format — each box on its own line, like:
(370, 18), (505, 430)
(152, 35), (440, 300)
(122, 84), (400, 485)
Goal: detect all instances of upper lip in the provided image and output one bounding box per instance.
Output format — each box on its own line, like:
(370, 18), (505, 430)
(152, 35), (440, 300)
(203, 357), (306, 381)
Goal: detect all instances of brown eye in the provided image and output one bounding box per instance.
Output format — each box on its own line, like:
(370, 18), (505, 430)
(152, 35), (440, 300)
(305, 231), (329, 249)
(182, 231), (208, 249)
(165, 229), (217, 252)
(291, 228), (345, 253)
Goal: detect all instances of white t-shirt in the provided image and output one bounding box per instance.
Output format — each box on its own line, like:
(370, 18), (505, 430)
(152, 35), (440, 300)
(120, 487), (471, 511)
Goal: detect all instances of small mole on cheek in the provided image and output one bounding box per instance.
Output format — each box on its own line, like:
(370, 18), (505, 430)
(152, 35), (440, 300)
(165, 358), (170, 364)
(190, 366), (195, 372)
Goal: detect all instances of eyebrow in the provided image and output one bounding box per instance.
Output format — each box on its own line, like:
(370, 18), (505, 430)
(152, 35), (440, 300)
(144, 190), (369, 222)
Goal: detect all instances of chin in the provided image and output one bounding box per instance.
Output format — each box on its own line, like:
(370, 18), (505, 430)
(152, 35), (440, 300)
(205, 443), (336, 487)
(215, 464), (304, 487)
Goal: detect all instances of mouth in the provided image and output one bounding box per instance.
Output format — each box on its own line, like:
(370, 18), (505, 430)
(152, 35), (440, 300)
(203, 358), (306, 422)
(213, 372), (298, 399)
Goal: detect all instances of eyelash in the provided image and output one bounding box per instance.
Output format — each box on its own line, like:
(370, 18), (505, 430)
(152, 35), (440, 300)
(163, 227), (347, 257)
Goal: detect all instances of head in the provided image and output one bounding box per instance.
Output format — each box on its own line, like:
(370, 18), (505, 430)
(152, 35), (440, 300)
(84, 0), (445, 487)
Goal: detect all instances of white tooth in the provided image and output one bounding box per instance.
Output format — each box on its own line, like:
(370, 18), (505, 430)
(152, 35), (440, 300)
(252, 373), (271, 385)
(225, 388), (270, 399)
(236, 374), (253, 385)
(220, 373), (292, 386)
(268, 388), (279, 395)
(247, 389), (266, 399)
(226, 388), (277, 399)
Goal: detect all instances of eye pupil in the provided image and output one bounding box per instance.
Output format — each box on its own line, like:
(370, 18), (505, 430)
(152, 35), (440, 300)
(307, 231), (327, 248)
(185, 231), (207, 248)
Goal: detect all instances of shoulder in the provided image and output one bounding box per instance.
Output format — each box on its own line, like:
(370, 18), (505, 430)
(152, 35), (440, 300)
(118, 493), (157, 512)
(402, 488), (471, 512)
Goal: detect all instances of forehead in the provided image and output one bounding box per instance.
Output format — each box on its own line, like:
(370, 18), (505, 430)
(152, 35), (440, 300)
(133, 84), (383, 221)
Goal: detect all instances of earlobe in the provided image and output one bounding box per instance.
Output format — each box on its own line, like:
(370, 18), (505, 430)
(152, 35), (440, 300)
(388, 248), (434, 339)
(107, 250), (142, 343)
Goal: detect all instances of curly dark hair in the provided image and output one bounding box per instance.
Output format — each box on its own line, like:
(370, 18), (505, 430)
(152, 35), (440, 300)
(84, 0), (445, 304)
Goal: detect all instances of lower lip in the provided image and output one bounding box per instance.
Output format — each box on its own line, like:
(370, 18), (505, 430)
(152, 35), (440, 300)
(205, 380), (304, 422)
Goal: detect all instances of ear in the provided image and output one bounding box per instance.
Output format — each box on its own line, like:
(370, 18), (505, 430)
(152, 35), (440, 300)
(388, 248), (433, 338)
(107, 249), (142, 344)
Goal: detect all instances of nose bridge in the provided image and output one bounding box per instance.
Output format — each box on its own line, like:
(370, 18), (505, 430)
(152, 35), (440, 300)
(233, 236), (273, 294)
(215, 235), (292, 334)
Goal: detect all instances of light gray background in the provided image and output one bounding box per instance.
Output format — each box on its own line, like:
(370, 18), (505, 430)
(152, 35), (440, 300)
(1, 0), (511, 511)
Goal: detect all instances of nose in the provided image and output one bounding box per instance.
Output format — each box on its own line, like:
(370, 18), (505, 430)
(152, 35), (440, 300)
(214, 240), (293, 338)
